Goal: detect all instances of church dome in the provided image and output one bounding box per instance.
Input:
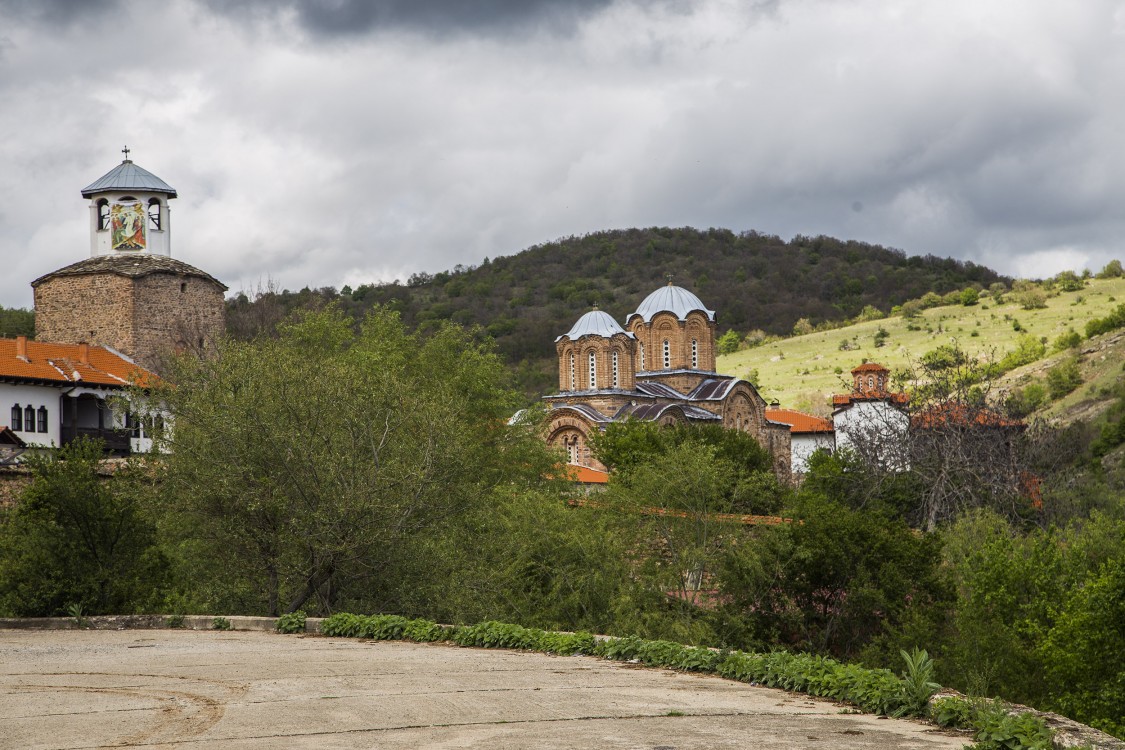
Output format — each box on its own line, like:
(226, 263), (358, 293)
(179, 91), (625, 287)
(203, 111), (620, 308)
(555, 309), (630, 342)
(81, 159), (177, 198)
(629, 284), (715, 323)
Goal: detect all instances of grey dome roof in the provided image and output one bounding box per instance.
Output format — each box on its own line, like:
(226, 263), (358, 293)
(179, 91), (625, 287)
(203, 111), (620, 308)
(555, 310), (633, 342)
(81, 160), (177, 198)
(629, 284), (715, 323)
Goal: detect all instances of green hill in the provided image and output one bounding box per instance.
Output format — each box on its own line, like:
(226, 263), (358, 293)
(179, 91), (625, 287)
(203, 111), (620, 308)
(719, 277), (1125, 414)
(228, 227), (1004, 395)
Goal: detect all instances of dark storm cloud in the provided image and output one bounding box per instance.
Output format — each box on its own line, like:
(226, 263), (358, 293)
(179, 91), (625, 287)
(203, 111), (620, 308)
(0, 0), (119, 26)
(205, 0), (617, 37)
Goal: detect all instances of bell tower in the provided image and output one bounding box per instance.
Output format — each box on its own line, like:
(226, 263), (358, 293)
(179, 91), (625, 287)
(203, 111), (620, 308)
(82, 146), (176, 258)
(32, 150), (227, 374)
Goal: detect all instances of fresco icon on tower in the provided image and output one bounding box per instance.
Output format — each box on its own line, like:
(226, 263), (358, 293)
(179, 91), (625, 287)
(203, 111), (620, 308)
(111, 201), (146, 250)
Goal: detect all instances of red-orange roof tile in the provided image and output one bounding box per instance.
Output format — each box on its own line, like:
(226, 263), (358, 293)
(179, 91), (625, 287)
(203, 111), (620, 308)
(0, 337), (158, 388)
(765, 408), (833, 434)
(852, 362), (890, 373)
(569, 465), (609, 484)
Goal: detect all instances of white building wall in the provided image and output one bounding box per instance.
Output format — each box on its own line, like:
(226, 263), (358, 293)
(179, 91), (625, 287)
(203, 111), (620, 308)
(89, 189), (171, 257)
(0, 382), (63, 448)
(791, 432), (835, 474)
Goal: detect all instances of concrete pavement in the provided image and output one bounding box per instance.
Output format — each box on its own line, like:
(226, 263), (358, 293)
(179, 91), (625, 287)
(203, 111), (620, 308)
(0, 628), (969, 749)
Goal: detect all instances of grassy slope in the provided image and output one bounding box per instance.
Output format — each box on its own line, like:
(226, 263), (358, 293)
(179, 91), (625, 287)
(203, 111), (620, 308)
(718, 277), (1125, 415)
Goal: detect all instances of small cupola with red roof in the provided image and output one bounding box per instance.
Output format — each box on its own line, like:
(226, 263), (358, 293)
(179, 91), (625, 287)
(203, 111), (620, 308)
(852, 362), (890, 396)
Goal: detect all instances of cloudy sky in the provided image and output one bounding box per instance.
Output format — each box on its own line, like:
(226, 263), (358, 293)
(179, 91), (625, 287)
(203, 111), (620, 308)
(1, 0), (1123, 309)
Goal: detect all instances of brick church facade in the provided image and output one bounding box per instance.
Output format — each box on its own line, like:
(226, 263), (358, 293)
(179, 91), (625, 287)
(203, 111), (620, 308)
(544, 283), (792, 481)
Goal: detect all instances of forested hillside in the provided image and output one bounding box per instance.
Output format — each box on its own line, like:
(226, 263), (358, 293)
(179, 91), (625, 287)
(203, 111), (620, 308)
(226, 227), (1004, 394)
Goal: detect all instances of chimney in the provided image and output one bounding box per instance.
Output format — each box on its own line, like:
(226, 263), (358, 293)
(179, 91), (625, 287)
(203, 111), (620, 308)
(78, 342), (89, 366)
(15, 336), (28, 362)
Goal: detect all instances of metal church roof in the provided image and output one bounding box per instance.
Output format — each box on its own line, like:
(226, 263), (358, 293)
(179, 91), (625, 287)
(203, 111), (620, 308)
(81, 160), (177, 198)
(629, 284), (715, 323)
(556, 309), (633, 342)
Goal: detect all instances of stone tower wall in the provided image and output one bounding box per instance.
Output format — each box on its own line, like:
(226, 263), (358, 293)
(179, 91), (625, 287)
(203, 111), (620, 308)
(132, 273), (225, 371)
(34, 275), (137, 355)
(33, 272), (224, 373)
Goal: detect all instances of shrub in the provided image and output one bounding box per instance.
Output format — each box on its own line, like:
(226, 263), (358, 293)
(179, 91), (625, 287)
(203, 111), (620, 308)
(276, 610), (306, 634)
(166, 614), (185, 629)
(1045, 359), (1082, 400)
(1097, 260), (1123, 279)
(212, 617), (231, 631)
(1085, 303), (1125, 338)
(961, 288), (980, 306)
(1052, 330), (1082, 352)
(1012, 287), (1048, 310)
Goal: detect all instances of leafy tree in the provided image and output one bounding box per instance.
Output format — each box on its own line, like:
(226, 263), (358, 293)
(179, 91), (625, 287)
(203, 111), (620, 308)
(1012, 286), (1048, 310)
(1039, 558), (1125, 738)
(1096, 259), (1123, 279)
(717, 491), (948, 659)
(157, 306), (555, 616)
(0, 305), (34, 338)
(716, 329), (741, 355)
(960, 288), (980, 306)
(1052, 270), (1085, 292)
(0, 438), (167, 616)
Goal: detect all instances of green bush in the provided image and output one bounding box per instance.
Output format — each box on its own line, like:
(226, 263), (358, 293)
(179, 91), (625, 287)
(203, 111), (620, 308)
(212, 617), (231, 631)
(276, 610), (306, 634)
(1052, 329), (1082, 352)
(1045, 359), (1082, 400)
(1085, 303), (1125, 338)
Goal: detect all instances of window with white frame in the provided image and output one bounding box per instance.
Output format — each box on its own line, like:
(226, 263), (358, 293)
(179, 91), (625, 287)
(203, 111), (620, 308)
(612, 351), (619, 388)
(569, 353), (575, 390)
(639, 343), (645, 371)
(588, 352), (596, 389)
(691, 339), (698, 368)
(662, 339), (670, 369)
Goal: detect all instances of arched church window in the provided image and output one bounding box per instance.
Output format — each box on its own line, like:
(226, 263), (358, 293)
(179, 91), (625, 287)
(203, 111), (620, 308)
(24, 405), (34, 433)
(566, 437), (576, 464)
(148, 198), (161, 230)
(37, 406), (48, 433)
(612, 351), (619, 388)
(867, 375), (874, 389)
(11, 404), (22, 431)
(97, 199), (110, 230)
(691, 339), (698, 368)
(569, 353), (575, 390)
(639, 343), (645, 371)
(588, 352), (597, 389)
(662, 340), (670, 369)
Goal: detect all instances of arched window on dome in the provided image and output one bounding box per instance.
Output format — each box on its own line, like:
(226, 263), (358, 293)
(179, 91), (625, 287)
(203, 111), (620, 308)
(662, 340), (670, 369)
(97, 199), (110, 230)
(691, 339), (698, 368)
(569, 353), (575, 390)
(612, 351), (619, 388)
(567, 437), (576, 464)
(867, 375), (874, 389)
(148, 198), (161, 230)
(588, 352), (597, 389)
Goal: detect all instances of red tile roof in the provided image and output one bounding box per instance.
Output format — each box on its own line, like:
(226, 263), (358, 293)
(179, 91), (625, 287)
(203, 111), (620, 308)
(765, 408), (833, 434)
(0, 337), (158, 388)
(852, 362), (890, 373)
(568, 464), (610, 484)
(912, 402), (1024, 429)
